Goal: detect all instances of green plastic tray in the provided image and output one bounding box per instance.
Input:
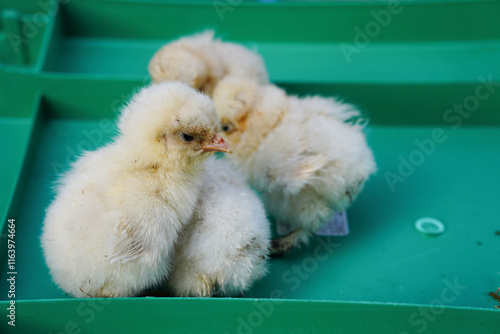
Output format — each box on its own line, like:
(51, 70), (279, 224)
(1, 0), (499, 333)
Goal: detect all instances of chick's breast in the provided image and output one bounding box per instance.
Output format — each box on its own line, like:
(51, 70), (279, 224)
(43, 148), (199, 298)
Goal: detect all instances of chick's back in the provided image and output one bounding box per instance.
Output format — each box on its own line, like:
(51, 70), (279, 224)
(149, 31), (268, 94)
(251, 95), (374, 226)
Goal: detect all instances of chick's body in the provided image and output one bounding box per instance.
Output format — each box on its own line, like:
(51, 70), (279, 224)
(167, 157), (270, 297)
(42, 82), (231, 297)
(148, 31), (268, 95)
(213, 78), (376, 252)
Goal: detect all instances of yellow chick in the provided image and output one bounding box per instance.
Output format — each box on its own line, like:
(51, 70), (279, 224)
(41, 82), (232, 297)
(148, 30), (268, 95)
(213, 77), (376, 255)
(167, 157), (270, 297)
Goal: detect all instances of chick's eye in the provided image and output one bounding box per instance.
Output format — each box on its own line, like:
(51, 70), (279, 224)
(221, 122), (235, 133)
(180, 133), (195, 143)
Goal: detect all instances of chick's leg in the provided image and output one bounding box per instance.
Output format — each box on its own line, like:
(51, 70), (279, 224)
(270, 228), (310, 257)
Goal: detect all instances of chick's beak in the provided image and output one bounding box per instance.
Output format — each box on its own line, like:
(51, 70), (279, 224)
(202, 133), (233, 154)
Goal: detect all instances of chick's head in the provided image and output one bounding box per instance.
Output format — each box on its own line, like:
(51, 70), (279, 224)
(212, 77), (259, 146)
(213, 77), (288, 158)
(148, 45), (208, 90)
(118, 82), (231, 168)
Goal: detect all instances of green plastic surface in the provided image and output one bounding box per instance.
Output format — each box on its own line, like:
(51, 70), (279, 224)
(1, 0), (499, 333)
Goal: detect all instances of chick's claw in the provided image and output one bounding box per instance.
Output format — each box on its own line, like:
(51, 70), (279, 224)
(270, 229), (304, 257)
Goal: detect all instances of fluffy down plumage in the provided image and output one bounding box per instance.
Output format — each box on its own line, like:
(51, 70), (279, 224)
(213, 77), (376, 254)
(41, 82), (231, 297)
(148, 30), (268, 95)
(167, 157), (270, 297)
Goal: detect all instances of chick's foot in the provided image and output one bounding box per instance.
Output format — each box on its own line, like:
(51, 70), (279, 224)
(270, 228), (309, 257)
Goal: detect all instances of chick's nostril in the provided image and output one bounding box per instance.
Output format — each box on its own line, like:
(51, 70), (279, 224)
(201, 133), (232, 153)
(212, 132), (226, 144)
(213, 134), (222, 144)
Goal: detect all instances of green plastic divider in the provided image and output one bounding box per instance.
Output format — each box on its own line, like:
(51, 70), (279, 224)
(1, 298), (500, 334)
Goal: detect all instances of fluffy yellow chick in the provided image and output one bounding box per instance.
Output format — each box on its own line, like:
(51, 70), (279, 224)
(148, 30), (268, 95)
(167, 157), (270, 297)
(41, 82), (232, 298)
(213, 77), (376, 255)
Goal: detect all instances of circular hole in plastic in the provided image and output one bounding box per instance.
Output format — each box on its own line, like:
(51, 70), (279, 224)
(415, 217), (445, 236)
